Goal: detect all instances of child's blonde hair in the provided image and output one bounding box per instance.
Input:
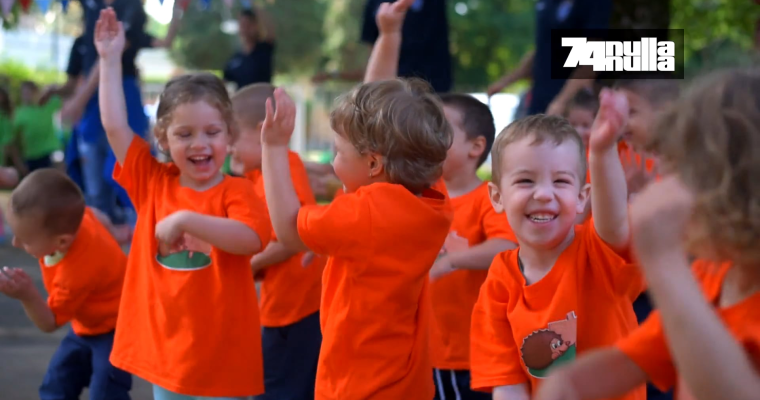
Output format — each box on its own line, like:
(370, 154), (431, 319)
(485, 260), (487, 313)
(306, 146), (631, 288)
(330, 78), (452, 194)
(491, 115), (586, 184)
(154, 73), (238, 147)
(650, 68), (760, 265)
(231, 83), (276, 131)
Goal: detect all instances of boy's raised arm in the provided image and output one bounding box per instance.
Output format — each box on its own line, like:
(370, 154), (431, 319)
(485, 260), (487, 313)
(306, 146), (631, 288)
(261, 89), (309, 252)
(363, 0), (414, 83)
(588, 89), (630, 251)
(96, 8), (136, 166)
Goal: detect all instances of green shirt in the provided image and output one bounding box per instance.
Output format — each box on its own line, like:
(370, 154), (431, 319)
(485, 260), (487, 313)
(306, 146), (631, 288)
(13, 96), (63, 160)
(0, 113), (13, 165)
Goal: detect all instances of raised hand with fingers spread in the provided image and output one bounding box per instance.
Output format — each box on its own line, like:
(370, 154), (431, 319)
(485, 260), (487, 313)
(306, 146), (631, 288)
(94, 8), (126, 61)
(376, 0), (415, 35)
(261, 88), (296, 147)
(589, 88), (629, 152)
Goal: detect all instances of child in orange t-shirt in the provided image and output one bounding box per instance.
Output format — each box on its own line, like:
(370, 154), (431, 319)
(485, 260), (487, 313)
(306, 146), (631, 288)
(428, 93), (518, 400)
(229, 83), (323, 400)
(0, 169), (130, 400)
(95, 9), (271, 399)
(534, 68), (760, 400)
(259, 80), (452, 400)
(469, 90), (646, 400)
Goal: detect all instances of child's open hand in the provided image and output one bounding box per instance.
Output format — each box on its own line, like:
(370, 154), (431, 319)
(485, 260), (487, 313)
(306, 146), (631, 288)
(94, 8), (126, 61)
(376, 0), (414, 35)
(589, 88), (629, 153)
(155, 211), (190, 254)
(0, 267), (36, 301)
(630, 175), (694, 264)
(261, 88), (296, 147)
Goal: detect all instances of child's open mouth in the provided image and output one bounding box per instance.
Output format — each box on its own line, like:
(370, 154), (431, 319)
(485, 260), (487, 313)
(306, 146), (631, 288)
(188, 155), (212, 167)
(527, 213), (558, 224)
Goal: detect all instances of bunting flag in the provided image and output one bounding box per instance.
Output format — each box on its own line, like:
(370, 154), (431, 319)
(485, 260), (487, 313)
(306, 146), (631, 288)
(36, 0), (49, 12)
(0, 0), (13, 16)
(198, 0), (209, 10)
(19, 0), (31, 12)
(61, 0), (68, 12)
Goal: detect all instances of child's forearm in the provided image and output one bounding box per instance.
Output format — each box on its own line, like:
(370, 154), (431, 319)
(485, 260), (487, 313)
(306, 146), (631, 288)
(262, 144), (309, 252)
(589, 146), (629, 250)
(539, 348), (647, 400)
(20, 290), (58, 333)
(251, 241), (298, 271)
(493, 383), (530, 400)
(181, 212), (263, 255)
(449, 239), (516, 271)
(99, 57), (134, 165)
(364, 33), (401, 83)
(643, 253), (760, 400)
(61, 63), (100, 127)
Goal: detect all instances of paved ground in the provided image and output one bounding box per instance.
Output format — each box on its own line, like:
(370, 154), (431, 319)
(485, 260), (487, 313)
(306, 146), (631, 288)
(0, 244), (153, 400)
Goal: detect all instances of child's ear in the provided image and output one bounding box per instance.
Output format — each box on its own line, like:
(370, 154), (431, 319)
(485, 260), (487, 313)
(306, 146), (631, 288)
(468, 136), (487, 160)
(367, 153), (384, 178)
(488, 182), (505, 213)
(55, 233), (75, 252)
(576, 182), (591, 214)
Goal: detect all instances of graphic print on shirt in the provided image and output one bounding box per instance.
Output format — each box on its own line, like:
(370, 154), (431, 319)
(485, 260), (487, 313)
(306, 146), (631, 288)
(437, 231), (469, 259)
(156, 233), (213, 271)
(521, 311), (578, 378)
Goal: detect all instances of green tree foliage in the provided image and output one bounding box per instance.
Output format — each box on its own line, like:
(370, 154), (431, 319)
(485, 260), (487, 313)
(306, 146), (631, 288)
(168, 1), (237, 71)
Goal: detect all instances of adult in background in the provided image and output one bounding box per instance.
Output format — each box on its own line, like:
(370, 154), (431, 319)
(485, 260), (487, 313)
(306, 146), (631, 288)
(487, 0), (613, 115)
(77, 0), (182, 225)
(223, 5), (277, 89)
(312, 0), (452, 93)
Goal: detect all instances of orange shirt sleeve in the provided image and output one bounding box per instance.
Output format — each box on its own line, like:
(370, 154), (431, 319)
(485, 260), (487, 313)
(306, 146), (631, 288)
(224, 178), (272, 251)
(480, 194), (517, 243)
(583, 222), (645, 301)
(43, 253), (98, 327)
(269, 154), (317, 243)
(616, 310), (676, 392)
(112, 136), (164, 210)
(297, 193), (367, 257)
(470, 256), (528, 391)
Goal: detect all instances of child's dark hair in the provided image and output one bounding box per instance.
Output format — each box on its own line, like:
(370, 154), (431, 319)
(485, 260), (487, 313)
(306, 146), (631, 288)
(330, 78), (452, 194)
(0, 87), (12, 116)
(439, 93), (495, 168)
(20, 81), (38, 92)
(613, 79), (680, 106)
(11, 169), (86, 235)
(565, 88), (599, 116)
(240, 8), (257, 20)
(154, 73), (238, 146)
(649, 68), (760, 265)
(231, 83), (275, 131)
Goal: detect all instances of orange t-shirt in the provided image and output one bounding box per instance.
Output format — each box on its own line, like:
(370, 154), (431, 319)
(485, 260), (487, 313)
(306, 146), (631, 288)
(39, 207), (126, 336)
(246, 151), (323, 327)
(430, 182), (517, 370)
(470, 223), (645, 399)
(110, 137), (272, 397)
(617, 261), (760, 399)
(297, 182), (453, 400)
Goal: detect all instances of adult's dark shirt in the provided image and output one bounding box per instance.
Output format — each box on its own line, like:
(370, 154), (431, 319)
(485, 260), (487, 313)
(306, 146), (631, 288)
(528, 0), (612, 115)
(223, 41), (275, 89)
(361, 0), (452, 93)
(81, 0), (153, 78)
(67, 35), (87, 78)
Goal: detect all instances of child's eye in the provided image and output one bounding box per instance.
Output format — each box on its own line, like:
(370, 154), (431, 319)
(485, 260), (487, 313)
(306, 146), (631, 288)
(207, 130), (221, 136)
(515, 179), (533, 184)
(176, 131), (191, 138)
(555, 179), (571, 185)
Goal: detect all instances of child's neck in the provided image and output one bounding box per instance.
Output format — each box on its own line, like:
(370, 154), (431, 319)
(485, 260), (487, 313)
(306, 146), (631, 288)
(179, 171), (224, 192)
(444, 170), (482, 198)
(517, 228), (576, 285)
(719, 265), (760, 308)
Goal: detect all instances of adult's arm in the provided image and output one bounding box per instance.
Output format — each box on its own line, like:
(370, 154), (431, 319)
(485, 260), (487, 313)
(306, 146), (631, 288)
(254, 4), (277, 42)
(487, 50), (534, 97)
(150, 4), (184, 48)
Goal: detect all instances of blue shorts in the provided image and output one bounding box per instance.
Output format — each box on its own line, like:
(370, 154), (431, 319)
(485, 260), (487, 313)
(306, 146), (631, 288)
(39, 329), (132, 400)
(255, 311), (321, 400)
(152, 385), (250, 400)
